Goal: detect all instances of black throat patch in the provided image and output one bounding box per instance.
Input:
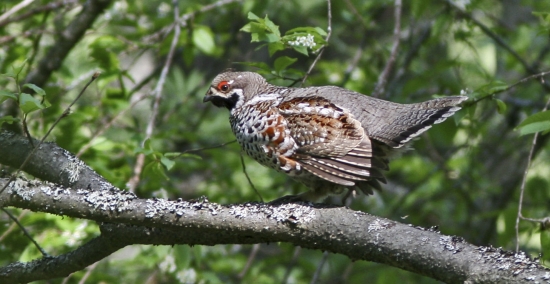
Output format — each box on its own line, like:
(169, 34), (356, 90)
(210, 92), (240, 110)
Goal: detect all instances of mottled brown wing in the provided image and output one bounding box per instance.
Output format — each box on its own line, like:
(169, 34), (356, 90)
(278, 97), (386, 190)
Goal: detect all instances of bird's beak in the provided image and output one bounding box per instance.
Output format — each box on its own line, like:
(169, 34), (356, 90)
(203, 87), (214, 103)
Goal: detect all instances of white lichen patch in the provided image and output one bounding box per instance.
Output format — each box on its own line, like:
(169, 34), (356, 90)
(477, 246), (542, 277)
(229, 203), (316, 224)
(439, 236), (463, 254)
(8, 178), (35, 200)
(62, 151), (86, 183)
(41, 185), (70, 200)
(367, 219), (393, 232)
(81, 187), (137, 212)
(145, 198), (187, 218)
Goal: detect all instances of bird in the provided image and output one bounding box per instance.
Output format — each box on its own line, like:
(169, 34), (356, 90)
(203, 71), (467, 203)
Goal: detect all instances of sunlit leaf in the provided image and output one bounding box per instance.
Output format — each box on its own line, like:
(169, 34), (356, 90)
(0, 115), (19, 127)
(19, 93), (46, 114)
(494, 98), (507, 114)
(23, 83), (46, 96)
(274, 56), (297, 73)
(0, 90), (17, 104)
(193, 26), (216, 55)
(517, 110), (550, 136)
(160, 156), (175, 170)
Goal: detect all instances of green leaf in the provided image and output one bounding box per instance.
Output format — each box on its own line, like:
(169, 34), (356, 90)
(240, 23), (253, 33)
(144, 138), (152, 151)
(163, 152), (201, 160)
(0, 90), (17, 104)
(89, 36), (123, 71)
(193, 26), (216, 55)
(0, 115), (19, 127)
(163, 152), (182, 158)
(314, 27), (327, 37)
(274, 56), (297, 73)
(143, 161), (169, 180)
(235, 61), (271, 72)
(268, 42), (285, 56)
(494, 98), (507, 114)
(19, 93), (46, 114)
(518, 121), (550, 136)
(488, 82), (509, 93)
(293, 45), (309, 56)
(516, 110), (550, 136)
(263, 15), (280, 39)
(541, 222), (550, 267)
(180, 153), (202, 160)
(23, 83), (46, 96)
(247, 11), (260, 20)
(160, 156), (175, 171)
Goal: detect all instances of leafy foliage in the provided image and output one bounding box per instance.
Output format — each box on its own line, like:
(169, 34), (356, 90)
(1, 0), (550, 282)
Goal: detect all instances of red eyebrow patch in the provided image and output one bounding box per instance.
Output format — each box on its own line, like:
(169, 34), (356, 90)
(217, 81), (230, 91)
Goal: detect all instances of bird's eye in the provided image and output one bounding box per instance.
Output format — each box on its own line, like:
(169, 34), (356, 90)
(217, 81), (230, 92)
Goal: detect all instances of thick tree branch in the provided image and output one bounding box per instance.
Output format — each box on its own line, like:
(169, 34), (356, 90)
(0, 177), (548, 283)
(0, 228), (128, 283)
(0, 130), (110, 190)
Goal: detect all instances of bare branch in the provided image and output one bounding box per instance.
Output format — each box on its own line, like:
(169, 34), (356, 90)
(1, 208), (49, 257)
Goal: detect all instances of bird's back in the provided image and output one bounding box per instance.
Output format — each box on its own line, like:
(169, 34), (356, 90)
(283, 85), (467, 148)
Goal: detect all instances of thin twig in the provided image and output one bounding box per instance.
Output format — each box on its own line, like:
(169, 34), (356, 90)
(301, 0), (332, 85)
(0, 210), (27, 242)
(237, 243), (260, 279)
(515, 94), (550, 252)
(310, 251), (329, 284)
(240, 154), (264, 202)
(468, 70), (550, 106)
(0, 0), (35, 24)
(127, 1), (181, 192)
(78, 261), (99, 284)
(343, 0), (369, 29)
(0, 72), (99, 196)
(282, 246), (302, 284)
(0, 0), (78, 28)
(372, 0), (402, 98)
(1, 208), (49, 257)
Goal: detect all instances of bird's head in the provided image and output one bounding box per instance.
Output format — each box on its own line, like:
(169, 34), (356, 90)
(203, 71), (267, 110)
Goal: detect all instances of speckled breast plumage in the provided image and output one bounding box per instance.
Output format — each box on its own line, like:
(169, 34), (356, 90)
(229, 93), (303, 176)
